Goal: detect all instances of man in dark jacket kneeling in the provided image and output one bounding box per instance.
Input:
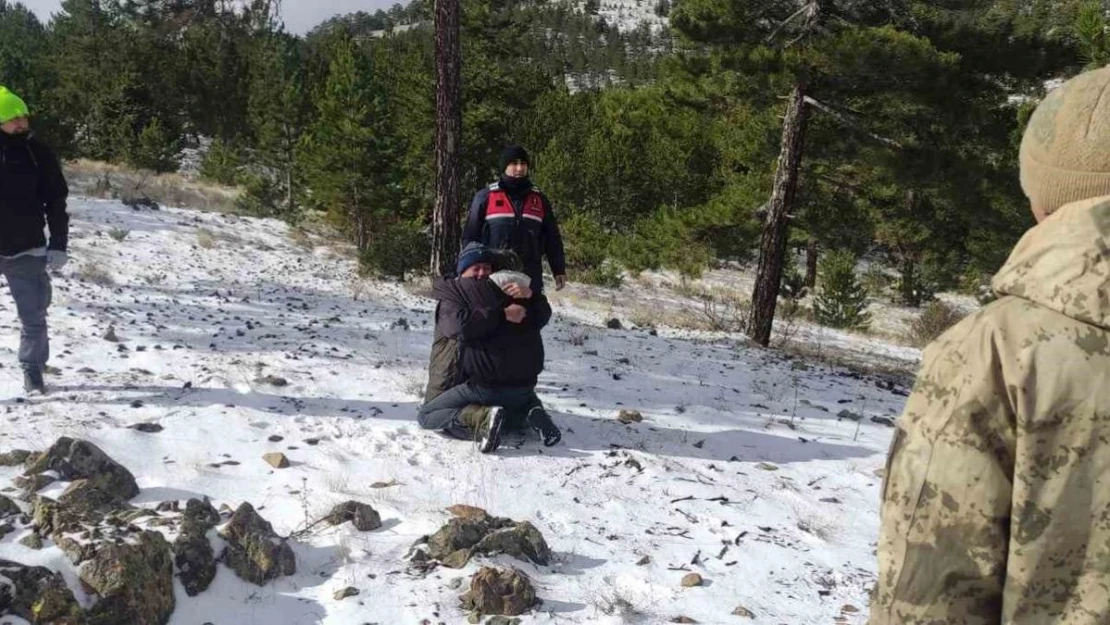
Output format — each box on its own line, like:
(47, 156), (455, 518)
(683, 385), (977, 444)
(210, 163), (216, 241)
(418, 243), (561, 453)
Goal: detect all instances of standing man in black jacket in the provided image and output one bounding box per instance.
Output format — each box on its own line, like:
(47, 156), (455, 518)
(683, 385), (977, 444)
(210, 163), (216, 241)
(0, 87), (69, 394)
(463, 145), (567, 295)
(417, 243), (560, 453)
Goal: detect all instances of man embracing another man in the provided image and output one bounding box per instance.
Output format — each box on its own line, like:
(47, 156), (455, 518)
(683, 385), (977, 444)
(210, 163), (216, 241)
(417, 242), (562, 453)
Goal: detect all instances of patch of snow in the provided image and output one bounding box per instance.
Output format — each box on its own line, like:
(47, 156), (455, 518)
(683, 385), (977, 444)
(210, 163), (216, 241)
(37, 480), (70, 500)
(175, 136), (210, 180)
(0, 196), (911, 623)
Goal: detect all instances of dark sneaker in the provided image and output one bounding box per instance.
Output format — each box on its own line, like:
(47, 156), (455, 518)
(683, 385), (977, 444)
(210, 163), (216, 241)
(527, 406), (562, 447)
(23, 368), (45, 395)
(477, 407), (505, 454)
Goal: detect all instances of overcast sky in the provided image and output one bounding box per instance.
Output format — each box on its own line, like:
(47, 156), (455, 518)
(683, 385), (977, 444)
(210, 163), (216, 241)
(16, 0), (396, 34)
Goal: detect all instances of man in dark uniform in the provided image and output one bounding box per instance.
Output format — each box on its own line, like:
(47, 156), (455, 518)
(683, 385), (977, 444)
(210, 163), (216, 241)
(463, 145), (567, 295)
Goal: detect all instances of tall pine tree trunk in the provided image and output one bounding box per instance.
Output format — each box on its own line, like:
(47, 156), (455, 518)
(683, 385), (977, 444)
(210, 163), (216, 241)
(279, 123), (293, 216)
(805, 237), (818, 288)
(284, 167), (294, 215)
(430, 0), (462, 276)
(748, 81), (809, 347)
(898, 191), (920, 308)
(899, 256), (919, 307)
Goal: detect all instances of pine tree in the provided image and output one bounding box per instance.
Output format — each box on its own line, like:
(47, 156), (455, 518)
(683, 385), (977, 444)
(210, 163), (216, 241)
(298, 36), (402, 258)
(459, 0), (556, 191)
(669, 0), (1085, 340)
(177, 18), (253, 143)
(814, 250), (870, 330)
(199, 138), (243, 186)
(247, 33), (308, 217)
(1076, 1), (1110, 68)
(126, 117), (181, 172)
(367, 28), (435, 223)
(670, 0), (941, 345)
(50, 0), (134, 161)
(50, 0), (188, 164)
(0, 2), (64, 147)
(0, 2), (44, 88)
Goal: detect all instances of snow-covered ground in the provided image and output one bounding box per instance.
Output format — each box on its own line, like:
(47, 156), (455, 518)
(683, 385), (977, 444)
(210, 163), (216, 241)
(0, 199), (912, 624)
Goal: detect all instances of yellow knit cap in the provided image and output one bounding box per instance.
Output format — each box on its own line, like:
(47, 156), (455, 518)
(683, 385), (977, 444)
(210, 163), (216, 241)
(1020, 66), (1110, 216)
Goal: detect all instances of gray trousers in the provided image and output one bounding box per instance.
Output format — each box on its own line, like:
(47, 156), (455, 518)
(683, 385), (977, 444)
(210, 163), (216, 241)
(417, 382), (541, 439)
(1, 255), (51, 370)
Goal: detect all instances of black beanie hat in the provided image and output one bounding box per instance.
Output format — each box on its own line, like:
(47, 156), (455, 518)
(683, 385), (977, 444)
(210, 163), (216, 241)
(498, 145), (530, 172)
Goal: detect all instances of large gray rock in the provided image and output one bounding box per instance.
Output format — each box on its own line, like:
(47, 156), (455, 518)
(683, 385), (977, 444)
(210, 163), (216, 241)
(173, 532), (216, 598)
(218, 503), (296, 585)
(0, 558), (85, 624)
(326, 501), (382, 532)
(19, 532), (43, 550)
(33, 480), (125, 538)
(24, 438), (139, 500)
(13, 473), (56, 499)
(79, 530), (175, 625)
(173, 498), (221, 596)
(181, 498), (220, 533)
(422, 512), (550, 569)
(32, 481), (147, 565)
(472, 522), (551, 566)
(461, 566), (537, 617)
(426, 515), (512, 568)
(0, 494), (20, 518)
(0, 449), (31, 467)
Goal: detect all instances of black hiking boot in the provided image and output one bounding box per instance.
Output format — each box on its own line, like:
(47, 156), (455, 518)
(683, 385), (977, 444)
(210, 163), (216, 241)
(22, 367), (45, 395)
(527, 406), (562, 447)
(477, 407), (505, 454)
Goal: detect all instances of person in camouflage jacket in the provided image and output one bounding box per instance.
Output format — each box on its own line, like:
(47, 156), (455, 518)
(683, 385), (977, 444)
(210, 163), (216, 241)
(870, 66), (1110, 624)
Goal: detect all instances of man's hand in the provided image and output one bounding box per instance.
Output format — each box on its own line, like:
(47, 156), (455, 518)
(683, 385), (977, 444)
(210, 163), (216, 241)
(555, 275), (568, 291)
(503, 283), (533, 300)
(47, 250), (68, 271)
(505, 304), (527, 324)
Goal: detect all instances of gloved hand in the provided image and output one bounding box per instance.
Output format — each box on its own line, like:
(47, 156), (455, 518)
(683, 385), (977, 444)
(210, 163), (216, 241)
(47, 250), (68, 271)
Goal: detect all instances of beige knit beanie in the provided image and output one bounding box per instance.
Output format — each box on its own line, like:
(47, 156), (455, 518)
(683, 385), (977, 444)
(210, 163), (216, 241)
(1020, 66), (1110, 217)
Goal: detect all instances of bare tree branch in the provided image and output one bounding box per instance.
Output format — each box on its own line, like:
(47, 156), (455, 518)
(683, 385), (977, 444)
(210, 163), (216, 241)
(766, 3), (812, 43)
(803, 95), (904, 150)
(768, 0), (822, 45)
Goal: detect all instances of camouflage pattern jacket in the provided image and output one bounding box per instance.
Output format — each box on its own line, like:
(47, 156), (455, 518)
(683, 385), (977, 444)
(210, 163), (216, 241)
(870, 196), (1110, 625)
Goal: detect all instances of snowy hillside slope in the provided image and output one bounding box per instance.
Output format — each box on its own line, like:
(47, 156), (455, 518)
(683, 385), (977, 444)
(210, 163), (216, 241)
(0, 198), (908, 624)
(590, 0), (669, 32)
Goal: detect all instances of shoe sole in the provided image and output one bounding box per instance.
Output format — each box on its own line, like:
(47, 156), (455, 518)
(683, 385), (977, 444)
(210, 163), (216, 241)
(528, 408), (562, 447)
(532, 426), (561, 447)
(479, 409), (505, 454)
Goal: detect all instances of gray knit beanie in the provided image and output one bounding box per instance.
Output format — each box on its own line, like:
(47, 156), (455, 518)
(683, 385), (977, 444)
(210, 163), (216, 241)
(1020, 66), (1110, 216)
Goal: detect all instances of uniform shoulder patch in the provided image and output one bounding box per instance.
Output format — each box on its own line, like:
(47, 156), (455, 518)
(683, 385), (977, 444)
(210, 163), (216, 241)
(488, 182), (500, 191)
